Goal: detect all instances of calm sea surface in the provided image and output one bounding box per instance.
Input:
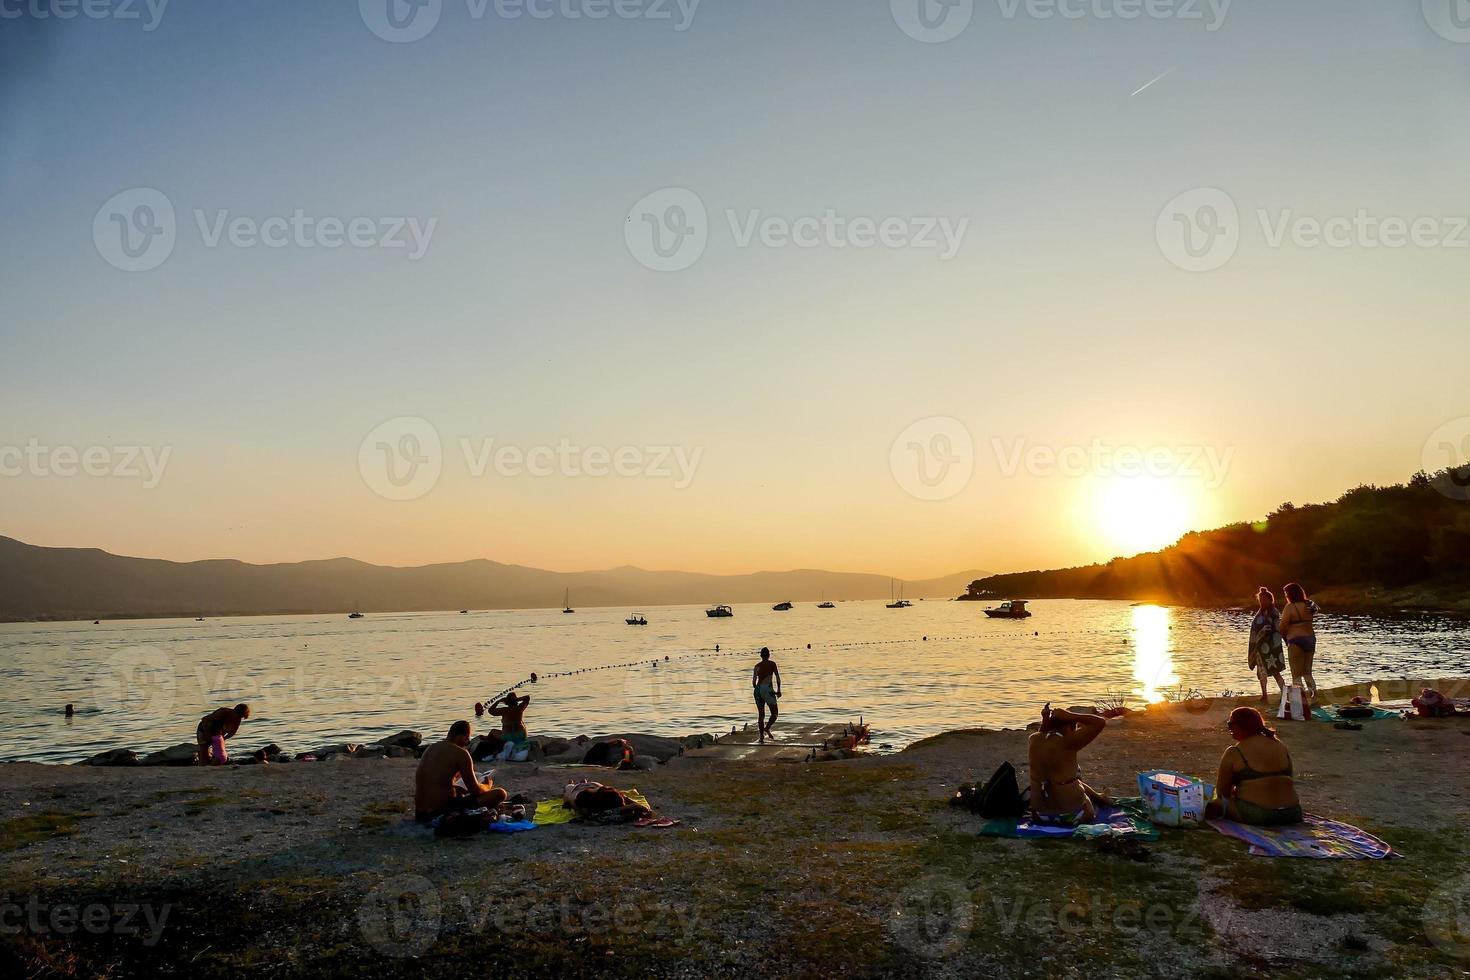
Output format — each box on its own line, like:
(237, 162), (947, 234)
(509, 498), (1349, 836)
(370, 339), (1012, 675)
(2, 599), (1466, 763)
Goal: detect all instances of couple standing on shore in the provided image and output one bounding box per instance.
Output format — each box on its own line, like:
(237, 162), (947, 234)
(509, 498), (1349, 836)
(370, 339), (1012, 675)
(1248, 583), (1319, 704)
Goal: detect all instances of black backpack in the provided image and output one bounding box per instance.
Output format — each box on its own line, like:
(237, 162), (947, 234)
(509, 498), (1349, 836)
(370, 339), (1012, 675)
(952, 762), (1029, 818)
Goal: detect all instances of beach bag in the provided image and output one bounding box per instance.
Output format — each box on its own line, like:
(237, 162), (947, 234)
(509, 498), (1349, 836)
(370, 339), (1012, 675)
(434, 808), (493, 839)
(1278, 685), (1307, 721)
(976, 762), (1030, 818)
(1137, 770), (1210, 828)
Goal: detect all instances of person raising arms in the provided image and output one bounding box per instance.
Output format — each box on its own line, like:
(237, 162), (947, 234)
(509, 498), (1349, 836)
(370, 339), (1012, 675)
(1027, 704), (1110, 826)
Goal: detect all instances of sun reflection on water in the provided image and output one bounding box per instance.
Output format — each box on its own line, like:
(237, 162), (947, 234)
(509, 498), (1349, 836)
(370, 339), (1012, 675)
(1131, 604), (1178, 703)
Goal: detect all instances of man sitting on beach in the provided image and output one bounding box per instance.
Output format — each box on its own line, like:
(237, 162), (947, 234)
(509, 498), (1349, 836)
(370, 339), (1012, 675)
(196, 703), (250, 765)
(752, 647), (781, 742)
(1027, 704), (1110, 826)
(489, 692), (531, 759)
(414, 720), (508, 824)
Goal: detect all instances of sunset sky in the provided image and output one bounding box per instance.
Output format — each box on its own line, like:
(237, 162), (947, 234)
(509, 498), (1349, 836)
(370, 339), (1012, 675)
(2, 1), (1468, 579)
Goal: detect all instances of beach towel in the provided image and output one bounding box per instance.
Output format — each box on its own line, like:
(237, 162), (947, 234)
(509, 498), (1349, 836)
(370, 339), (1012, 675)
(487, 819), (537, 834)
(532, 789), (676, 827)
(979, 798), (1158, 842)
(1207, 814), (1396, 859)
(1311, 704), (1400, 722)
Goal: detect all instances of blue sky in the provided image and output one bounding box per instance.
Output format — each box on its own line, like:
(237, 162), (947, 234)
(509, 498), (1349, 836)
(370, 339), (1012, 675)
(2, 1), (1468, 576)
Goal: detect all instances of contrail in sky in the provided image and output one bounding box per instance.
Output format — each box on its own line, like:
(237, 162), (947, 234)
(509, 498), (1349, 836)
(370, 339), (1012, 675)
(1130, 68), (1176, 98)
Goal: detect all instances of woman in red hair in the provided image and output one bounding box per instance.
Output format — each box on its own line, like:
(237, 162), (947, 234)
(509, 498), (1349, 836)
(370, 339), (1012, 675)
(1205, 706), (1302, 825)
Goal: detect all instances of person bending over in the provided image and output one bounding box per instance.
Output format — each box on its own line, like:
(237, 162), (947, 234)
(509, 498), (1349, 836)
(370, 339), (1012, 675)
(414, 720), (508, 824)
(1027, 704), (1110, 826)
(196, 703), (250, 765)
(752, 647), (781, 742)
(1206, 706), (1302, 826)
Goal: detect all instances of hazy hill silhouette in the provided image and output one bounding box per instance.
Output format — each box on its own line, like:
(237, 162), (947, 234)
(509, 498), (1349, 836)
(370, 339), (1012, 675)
(0, 536), (988, 621)
(967, 471), (1470, 611)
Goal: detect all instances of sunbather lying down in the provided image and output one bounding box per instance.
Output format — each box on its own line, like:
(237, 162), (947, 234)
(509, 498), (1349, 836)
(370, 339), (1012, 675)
(563, 779), (652, 823)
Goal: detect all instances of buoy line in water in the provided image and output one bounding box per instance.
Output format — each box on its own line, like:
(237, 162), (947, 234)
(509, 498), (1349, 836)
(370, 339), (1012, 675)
(482, 626), (1139, 705)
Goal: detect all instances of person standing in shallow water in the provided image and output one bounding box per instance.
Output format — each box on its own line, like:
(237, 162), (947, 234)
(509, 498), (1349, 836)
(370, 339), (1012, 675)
(1248, 587), (1287, 703)
(752, 647), (781, 742)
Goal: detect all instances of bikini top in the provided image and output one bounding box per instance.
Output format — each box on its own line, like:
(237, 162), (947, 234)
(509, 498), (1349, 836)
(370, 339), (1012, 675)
(1233, 743), (1292, 781)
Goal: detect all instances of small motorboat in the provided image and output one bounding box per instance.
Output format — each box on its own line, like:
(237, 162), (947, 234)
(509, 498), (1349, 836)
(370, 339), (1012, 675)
(817, 601), (835, 609)
(348, 612), (364, 619)
(459, 610), (468, 614)
(772, 601), (793, 611)
(705, 604), (734, 618)
(984, 599), (1032, 619)
(626, 613), (648, 626)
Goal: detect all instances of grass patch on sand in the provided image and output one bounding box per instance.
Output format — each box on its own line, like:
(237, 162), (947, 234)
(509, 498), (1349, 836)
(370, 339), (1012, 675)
(0, 811), (93, 851)
(359, 802), (408, 829)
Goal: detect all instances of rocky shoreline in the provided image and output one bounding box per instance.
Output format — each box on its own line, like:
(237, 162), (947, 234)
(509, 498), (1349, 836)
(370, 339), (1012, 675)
(76, 729), (753, 771)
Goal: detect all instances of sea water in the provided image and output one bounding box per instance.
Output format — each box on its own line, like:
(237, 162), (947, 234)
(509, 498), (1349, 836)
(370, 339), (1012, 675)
(1, 599), (1464, 762)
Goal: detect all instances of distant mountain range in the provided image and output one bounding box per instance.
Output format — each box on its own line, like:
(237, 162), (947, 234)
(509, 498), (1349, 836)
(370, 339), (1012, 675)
(0, 536), (989, 621)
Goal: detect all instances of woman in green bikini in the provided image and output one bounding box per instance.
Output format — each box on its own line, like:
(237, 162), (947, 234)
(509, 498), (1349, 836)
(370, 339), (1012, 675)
(1206, 706), (1302, 825)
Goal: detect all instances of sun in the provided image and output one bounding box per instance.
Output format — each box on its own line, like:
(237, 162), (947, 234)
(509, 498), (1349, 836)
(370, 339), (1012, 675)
(1091, 476), (1197, 557)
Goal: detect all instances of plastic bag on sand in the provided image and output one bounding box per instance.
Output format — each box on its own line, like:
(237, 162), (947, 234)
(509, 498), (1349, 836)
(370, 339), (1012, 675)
(1278, 685), (1308, 721)
(1137, 770), (1211, 828)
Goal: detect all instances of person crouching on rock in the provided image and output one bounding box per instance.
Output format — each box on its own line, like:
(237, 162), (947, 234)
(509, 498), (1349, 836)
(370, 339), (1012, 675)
(196, 703), (250, 765)
(414, 720), (508, 825)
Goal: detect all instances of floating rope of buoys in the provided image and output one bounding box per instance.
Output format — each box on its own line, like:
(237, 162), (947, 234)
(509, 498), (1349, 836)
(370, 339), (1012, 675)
(480, 623), (1146, 708)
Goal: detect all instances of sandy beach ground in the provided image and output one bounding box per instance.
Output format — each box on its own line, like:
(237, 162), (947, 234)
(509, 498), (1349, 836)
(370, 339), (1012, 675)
(2, 697), (1468, 979)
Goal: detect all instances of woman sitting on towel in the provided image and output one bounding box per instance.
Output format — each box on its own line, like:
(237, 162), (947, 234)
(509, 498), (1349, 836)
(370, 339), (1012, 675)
(1028, 704), (1111, 826)
(1206, 706), (1302, 826)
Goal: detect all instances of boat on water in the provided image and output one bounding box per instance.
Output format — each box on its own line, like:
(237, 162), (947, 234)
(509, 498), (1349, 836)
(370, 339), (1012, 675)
(984, 599), (1032, 619)
(626, 613), (648, 626)
(772, 601), (793, 611)
(562, 588), (574, 614)
(348, 612), (364, 619)
(817, 600), (835, 609)
(705, 604), (734, 618)
(886, 580), (911, 609)
(459, 610), (468, 614)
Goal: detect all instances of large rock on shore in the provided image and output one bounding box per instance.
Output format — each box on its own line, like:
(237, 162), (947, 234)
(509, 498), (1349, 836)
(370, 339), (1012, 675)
(606, 733), (684, 762)
(308, 743), (359, 760)
(82, 748), (139, 766)
(375, 730), (421, 750)
(141, 743), (199, 766)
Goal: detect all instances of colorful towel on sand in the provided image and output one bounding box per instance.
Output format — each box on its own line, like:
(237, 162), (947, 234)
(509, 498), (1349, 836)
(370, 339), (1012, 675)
(1207, 814), (1396, 859)
(979, 798), (1158, 842)
(487, 819), (537, 834)
(533, 789), (677, 827)
(1311, 704), (1401, 722)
